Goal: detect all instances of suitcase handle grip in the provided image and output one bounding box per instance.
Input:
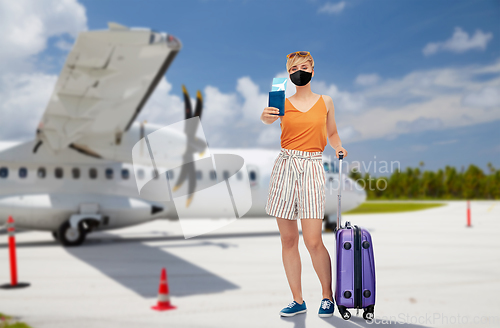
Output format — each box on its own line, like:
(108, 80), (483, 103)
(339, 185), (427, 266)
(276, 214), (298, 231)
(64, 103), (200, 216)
(337, 151), (343, 230)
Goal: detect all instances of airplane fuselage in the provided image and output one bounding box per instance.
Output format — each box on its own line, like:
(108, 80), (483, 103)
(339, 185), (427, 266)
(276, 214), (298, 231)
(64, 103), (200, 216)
(0, 128), (366, 234)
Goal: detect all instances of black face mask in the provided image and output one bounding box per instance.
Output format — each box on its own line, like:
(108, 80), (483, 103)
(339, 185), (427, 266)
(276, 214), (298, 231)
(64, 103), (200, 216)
(289, 69), (312, 86)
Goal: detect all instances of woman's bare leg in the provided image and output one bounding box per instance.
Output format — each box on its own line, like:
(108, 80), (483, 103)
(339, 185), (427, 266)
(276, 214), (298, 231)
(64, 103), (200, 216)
(276, 217), (303, 304)
(301, 219), (333, 301)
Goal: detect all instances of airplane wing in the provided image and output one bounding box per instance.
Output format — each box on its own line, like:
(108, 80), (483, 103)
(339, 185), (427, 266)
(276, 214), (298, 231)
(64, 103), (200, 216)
(36, 22), (182, 153)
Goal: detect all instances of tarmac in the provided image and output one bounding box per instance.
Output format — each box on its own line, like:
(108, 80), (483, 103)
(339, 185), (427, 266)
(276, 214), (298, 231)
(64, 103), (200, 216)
(0, 200), (499, 328)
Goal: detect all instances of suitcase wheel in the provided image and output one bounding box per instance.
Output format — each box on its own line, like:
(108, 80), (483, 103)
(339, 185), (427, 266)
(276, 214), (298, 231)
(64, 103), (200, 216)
(363, 305), (375, 320)
(363, 311), (374, 320)
(337, 305), (351, 320)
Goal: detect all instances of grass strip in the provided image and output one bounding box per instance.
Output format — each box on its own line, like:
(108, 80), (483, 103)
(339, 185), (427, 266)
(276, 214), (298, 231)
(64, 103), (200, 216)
(0, 313), (32, 328)
(344, 202), (446, 214)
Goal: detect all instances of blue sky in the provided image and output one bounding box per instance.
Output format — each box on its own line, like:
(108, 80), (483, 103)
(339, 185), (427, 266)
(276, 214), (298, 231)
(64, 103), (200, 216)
(0, 0), (499, 176)
(78, 0), (499, 92)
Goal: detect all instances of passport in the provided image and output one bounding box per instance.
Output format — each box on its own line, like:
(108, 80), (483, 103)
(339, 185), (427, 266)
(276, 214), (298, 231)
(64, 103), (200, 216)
(269, 90), (285, 116)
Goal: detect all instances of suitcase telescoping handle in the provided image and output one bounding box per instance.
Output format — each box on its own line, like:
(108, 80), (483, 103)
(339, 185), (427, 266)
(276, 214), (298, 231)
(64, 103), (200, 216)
(337, 151), (344, 230)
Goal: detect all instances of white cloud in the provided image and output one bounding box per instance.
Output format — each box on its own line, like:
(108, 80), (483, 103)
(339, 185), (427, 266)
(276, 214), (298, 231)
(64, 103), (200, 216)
(410, 144), (428, 152)
(461, 86), (500, 108)
(318, 1), (346, 14)
(355, 74), (380, 86)
(423, 27), (493, 56)
(330, 58), (500, 143)
(55, 39), (73, 51)
(175, 57), (500, 148)
(313, 80), (366, 111)
(432, 139), (458, 146)
(0, 0), (87, 141)
(341, 93), (499, 144)
(357, 59), (500, 106)
(0, 0), (87, 72)
(0, 73), (57, 140)
(257, 127), (281, 146)
(338, 126), (361, 140)
(202, 85), (240, 126)
(136, 78), (184, 126)
(396, 117), (444, 133)
(236, 76), (268, 121)
(139, 75), (274, 148)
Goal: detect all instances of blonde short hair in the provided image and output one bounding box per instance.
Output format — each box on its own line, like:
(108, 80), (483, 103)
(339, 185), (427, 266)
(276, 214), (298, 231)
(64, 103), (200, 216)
(286, 52), (314, 73)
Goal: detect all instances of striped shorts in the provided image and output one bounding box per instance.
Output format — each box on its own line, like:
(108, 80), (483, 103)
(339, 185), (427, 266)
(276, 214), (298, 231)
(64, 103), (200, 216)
(265, 147), (325, 220)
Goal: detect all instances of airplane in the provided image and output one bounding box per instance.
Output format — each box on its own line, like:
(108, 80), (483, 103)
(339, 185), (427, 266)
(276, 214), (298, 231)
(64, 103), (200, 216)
(0, 23), (366, 247)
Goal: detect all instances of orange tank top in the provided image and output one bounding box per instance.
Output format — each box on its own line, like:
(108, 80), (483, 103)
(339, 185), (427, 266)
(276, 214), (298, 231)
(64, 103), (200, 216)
(280, 95), (328, 152)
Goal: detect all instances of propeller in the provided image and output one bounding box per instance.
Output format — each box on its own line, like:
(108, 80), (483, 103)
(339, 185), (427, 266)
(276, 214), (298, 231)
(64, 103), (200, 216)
(171, 85), (206, 207)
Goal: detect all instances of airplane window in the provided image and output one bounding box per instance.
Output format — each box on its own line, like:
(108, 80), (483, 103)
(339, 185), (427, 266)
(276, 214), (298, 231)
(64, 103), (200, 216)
(105, 168), (113, 179)
(249, 171), (256, 181)
(223, 170), (230, 180)
(237, 171), (242, 180)
(137, 169), (145, 180)
(121, 168), (129, 180)
(196, 170), (202, 180)
(72, 168), (80, 179)
(19, 167), (27, 178)
(55, 167), (63, 179)
(152, 169), (159, 179)
(37, 167), (46, 178)
(167, 170), (174, 179)
(323, 162), (330, 172)
(89, 168), (98, 179)
(0, 167), (8, 178)
(210, 170), (217, 180)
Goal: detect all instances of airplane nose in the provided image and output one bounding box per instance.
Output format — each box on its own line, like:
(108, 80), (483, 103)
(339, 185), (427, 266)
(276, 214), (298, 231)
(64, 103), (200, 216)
(151, 205), (163, 215)
(354, 180), (367, 203)
(343, 177), (366, 206)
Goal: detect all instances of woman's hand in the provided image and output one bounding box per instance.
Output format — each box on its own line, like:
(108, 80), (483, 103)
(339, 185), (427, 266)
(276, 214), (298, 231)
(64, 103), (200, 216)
(261, 107), (280, 124)
(335, 146), (348, 158)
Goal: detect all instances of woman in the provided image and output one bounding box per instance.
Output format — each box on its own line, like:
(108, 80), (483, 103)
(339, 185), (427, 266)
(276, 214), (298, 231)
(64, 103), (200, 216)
(260, 51), (348, 317)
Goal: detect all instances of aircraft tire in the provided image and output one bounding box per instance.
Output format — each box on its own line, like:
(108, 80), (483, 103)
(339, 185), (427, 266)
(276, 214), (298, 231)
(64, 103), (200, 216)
(52, 231), (59, 241)
(324, 217), (337, 232)
(58, 221), (86, 247)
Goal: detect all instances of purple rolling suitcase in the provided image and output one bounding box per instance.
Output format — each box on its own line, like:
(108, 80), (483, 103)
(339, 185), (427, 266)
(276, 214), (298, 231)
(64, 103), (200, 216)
(334, 151), (376, 320)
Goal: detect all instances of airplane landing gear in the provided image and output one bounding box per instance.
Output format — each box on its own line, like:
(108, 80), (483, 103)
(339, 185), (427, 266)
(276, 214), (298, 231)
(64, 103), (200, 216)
(324, 215), (337, 232)
(58, 221), (87, 247)
(52, 231), (59, 241)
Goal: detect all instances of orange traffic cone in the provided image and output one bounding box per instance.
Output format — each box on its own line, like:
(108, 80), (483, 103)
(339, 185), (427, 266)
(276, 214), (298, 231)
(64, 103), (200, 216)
(1, 216), (30, 289)
(151, 267), (176, 311)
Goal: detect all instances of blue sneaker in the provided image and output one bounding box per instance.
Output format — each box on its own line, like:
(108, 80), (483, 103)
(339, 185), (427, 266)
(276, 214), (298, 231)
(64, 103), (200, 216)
(279, 300), (307, 316)
(318, 298), (334, 317)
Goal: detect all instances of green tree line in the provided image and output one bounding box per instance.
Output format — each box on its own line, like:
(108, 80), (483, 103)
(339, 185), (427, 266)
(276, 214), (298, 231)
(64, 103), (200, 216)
(348, 162), (500, 200)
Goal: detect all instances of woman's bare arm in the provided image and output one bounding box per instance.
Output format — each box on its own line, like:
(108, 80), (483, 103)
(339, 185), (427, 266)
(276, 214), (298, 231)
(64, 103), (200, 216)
(324, 95), (348, 158)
